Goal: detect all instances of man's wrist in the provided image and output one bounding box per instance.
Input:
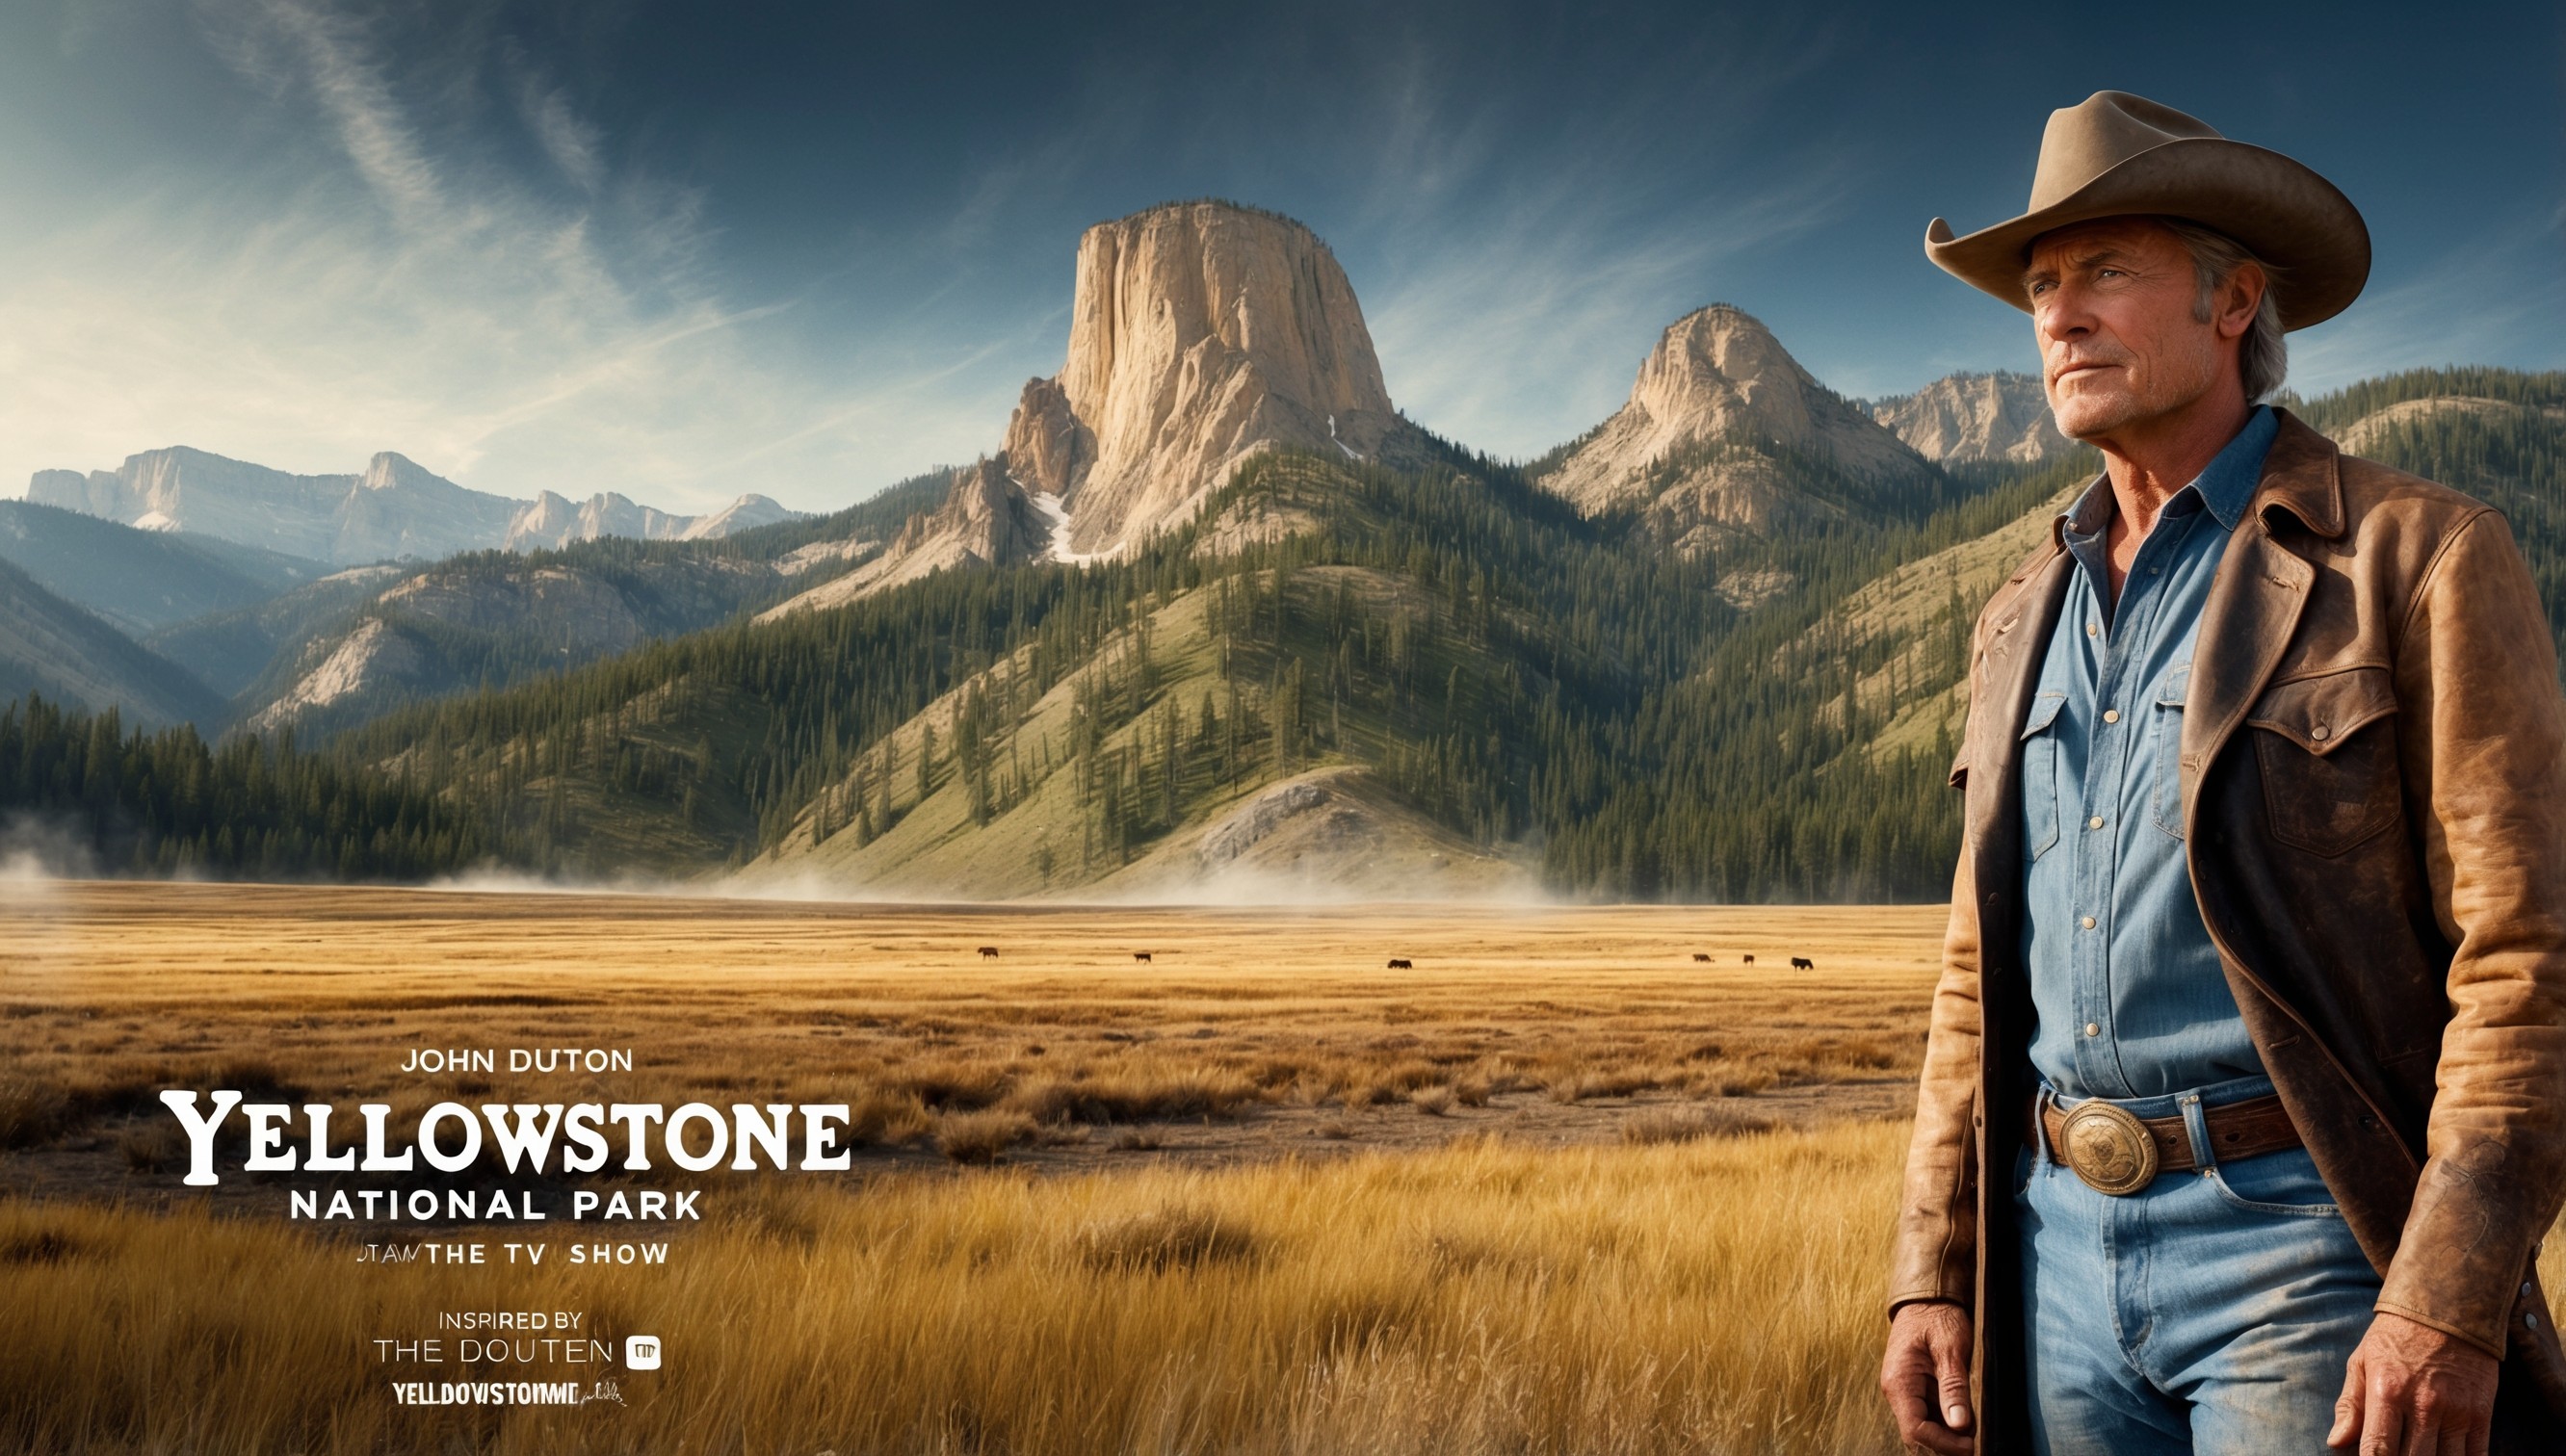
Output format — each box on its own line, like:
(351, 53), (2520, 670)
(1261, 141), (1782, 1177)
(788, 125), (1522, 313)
(2372, 1300), (2509, 1362)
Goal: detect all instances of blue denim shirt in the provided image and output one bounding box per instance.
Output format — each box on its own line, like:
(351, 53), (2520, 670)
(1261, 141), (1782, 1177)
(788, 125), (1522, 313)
(2021, 405), (2279, 1100)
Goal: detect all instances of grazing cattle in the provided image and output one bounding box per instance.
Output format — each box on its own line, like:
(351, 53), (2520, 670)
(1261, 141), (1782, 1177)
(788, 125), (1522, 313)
(1791, 955), (1815, 971)
(1742, 953), (1755, 966)
(1133, 951), (1153, 963)
(1691, 952), (1712, 963)
(977, 946), (999, 959)
(1386, 957), (1413, 970)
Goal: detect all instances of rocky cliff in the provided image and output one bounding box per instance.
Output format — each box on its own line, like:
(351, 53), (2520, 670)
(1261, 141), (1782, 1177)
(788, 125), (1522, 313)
(28, 447), (799, 564)
(760, 458), (1045, 619)
(1867, 371), (2071, 464)
(1536, 305), (1942, 552)
(1002, 200), (1425, 558)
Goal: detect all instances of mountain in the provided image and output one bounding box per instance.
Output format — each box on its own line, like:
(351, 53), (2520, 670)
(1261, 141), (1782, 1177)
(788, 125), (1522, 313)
(502, 488), (800, 551)
(302, 366), (2563, 902)
(1002, 199), (1431, 559)
(1867, 371), (2073, 465)
(27, 446), (801, 565)
(209, 470), (957, 738)
(1532, 304), (1947, 555)
(0, 500), (328, 636)
(759, 459), (1047, 619)
(143, 565), (409, 700)
(0, 559), (223, 729)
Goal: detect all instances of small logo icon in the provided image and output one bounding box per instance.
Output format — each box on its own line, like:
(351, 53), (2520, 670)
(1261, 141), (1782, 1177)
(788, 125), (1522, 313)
(624, 1336), (661, 1371)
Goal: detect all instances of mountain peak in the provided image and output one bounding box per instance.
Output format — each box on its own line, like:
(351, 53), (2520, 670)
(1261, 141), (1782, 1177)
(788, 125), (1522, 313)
(358, 451), (447, 492)
(1002, 199), (1422, 558)
(1537, 304), (1937, 550)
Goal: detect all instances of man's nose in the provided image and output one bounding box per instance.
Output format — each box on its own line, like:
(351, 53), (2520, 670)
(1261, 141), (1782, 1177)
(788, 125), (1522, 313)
(2031, 276), (2093, 341)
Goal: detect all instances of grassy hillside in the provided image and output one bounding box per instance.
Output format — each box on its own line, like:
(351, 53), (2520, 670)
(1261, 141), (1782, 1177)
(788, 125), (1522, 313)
(327, 437), (2013, 894)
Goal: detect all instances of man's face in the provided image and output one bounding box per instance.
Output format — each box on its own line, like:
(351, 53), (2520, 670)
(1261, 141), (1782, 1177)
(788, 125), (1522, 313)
(2024, 218), (2230, 441)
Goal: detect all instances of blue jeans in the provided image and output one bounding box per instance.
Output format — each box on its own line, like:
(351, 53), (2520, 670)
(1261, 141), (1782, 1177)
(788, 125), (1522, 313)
(2017, 1074), (2384, 1454)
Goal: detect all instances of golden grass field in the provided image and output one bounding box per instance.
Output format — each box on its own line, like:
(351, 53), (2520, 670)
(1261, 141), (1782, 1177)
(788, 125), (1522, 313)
(0, 882), (1939, 1454)
(11, 880), (2541, 1454)
(0, 883), (1941, 1183)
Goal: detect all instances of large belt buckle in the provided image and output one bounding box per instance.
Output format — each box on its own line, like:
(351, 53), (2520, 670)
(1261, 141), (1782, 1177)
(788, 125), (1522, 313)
(2056, 1099), (2160, 1195)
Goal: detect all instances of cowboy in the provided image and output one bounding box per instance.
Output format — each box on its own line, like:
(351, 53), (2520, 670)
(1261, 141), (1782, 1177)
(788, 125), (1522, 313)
(1878, 91), (2566, 1455)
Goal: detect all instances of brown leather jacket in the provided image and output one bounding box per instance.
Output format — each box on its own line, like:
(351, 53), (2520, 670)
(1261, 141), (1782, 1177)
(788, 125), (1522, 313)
(1890, 411), (2566, 1451)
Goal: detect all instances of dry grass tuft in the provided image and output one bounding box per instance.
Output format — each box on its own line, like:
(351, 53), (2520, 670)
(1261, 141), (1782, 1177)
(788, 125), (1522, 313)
(117, 1125), (175, 1174)
(0, 1078), (66, 1151)
(1621, 1105), (1779, 1145)
(935, 1108), (1038, 1163)
(1075, 1205), (1259, 1272)
(0, 1229), (82, 1265)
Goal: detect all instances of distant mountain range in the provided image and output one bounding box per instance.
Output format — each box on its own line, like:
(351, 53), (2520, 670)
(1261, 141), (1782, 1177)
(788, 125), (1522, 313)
(9, 196), (2553, 904)
(27, 447), (801, 565)
(1864, 371), (2072, 465)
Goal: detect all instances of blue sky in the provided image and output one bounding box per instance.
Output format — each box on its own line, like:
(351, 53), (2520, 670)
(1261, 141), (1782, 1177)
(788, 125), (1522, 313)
(1, 0), (2557, 514)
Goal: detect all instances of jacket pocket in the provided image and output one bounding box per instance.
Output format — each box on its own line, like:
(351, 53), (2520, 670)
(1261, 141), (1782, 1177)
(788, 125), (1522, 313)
(2021, 691), (2067, 861)
(2247, 665), (2402, 857)
(2151, 663), (2190, 841)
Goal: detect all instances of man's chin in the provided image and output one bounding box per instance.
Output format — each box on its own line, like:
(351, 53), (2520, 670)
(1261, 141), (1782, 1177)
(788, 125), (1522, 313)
(2051, 394), (2145, 442)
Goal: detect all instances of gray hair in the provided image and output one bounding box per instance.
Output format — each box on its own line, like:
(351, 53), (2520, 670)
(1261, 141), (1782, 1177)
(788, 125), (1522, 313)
(2158, 219), (2288, 402)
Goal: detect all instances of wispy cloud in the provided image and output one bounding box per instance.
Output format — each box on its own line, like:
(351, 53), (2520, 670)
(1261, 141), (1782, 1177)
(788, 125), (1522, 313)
(1341, 14), (1856, 456)
(2287, 201), (2566, 393)
(0, 0), (1011, 513)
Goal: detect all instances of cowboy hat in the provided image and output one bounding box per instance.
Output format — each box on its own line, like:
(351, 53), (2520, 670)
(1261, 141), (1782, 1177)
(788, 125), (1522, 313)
(1925, 91), (2370, 329)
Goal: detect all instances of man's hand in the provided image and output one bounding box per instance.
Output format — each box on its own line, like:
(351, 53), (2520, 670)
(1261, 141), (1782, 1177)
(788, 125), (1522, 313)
(2327, 1310), (2501, 1456)
(1881, 1299), (1976, 1455)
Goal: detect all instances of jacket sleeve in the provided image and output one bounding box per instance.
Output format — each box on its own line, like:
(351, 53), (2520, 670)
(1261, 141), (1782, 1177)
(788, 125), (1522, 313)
(1887, 632), (1992, 1315)
(2377, 507), (2566, 1356)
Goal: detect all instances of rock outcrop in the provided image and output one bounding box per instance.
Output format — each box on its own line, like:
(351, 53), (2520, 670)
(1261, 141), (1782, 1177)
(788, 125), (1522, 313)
(29, 447), (800, 564)
(759, 458), (1044, 619)
(1536, 305), (1941, 553)
(1867, 371), (2072, 464)
(1003, 200), (1425, 558)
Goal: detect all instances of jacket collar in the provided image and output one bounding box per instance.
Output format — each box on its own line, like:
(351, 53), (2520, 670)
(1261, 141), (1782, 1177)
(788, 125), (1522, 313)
(2047, 403), (2321, 549)
(2244, 408), (2345, 539)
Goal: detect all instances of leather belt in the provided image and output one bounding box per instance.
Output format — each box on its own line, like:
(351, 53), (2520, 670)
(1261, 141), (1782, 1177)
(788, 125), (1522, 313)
(2030, 1092), (2303, 1196)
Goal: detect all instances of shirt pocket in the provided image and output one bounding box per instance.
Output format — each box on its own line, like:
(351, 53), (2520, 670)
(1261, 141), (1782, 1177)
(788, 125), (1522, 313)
(2020, 690), (2067, 861)
(2151, 664), (2190, 841)
(2246, 665), (2402, 857)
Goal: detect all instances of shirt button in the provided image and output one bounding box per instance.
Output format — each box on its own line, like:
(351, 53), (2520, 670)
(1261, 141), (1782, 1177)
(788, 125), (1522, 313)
(2080, 916), (2097, 929)
(2086, 622), (2099, 637)
(2088, 816), (2106, 829)
(2312, 723), (2331, 741)
(2102, 709), (2120, 724)
(2084, 1023), (2101, 1037)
